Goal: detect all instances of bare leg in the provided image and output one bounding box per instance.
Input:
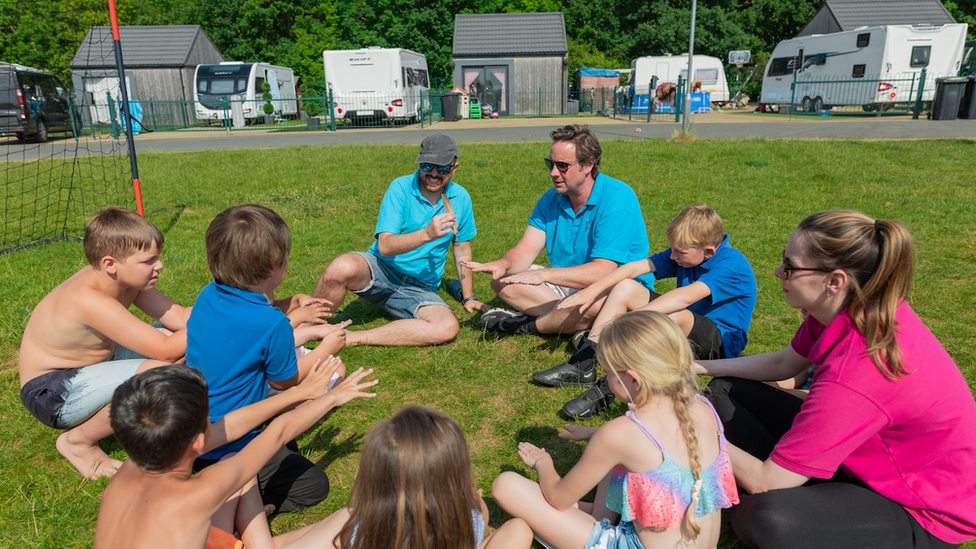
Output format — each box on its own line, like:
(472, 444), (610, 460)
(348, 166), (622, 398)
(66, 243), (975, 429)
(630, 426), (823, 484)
(345, 304), (459, 347)
(492, 472), (596, 549)
(588, 280), (651, 343)
(482, 518), (534, 549)
(56, 359), (170, 479)
(273, 507), (351, 549)
(312, 253), (372, 311)
(236, 476), (276, 549)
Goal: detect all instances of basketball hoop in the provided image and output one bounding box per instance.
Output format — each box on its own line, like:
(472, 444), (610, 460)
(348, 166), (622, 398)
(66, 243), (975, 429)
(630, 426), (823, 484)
(729, 50), (751, 67)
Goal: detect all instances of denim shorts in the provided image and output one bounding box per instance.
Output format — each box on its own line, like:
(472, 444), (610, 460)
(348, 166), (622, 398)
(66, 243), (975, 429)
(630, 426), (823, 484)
(585, 519), (645, 549)
(353, 252), (448, 319)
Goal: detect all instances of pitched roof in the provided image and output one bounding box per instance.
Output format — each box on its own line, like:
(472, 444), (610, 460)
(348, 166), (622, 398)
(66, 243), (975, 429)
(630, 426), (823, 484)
(453, 13), (567, 57)
(71, 25), (223, 68)
(797, 0), (956, 36)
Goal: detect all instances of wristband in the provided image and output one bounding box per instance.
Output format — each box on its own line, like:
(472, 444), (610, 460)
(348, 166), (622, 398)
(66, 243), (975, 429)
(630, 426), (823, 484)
(462, 294), (479, 305)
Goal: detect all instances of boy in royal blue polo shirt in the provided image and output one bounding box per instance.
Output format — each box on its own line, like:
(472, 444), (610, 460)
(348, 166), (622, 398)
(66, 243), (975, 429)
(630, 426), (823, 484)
(187, 204), (348, 515)
(539, 203), (758, 418)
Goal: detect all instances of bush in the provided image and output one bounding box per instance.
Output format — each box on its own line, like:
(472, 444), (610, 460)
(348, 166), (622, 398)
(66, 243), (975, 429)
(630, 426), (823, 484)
(263, 102), (275, 115)
(261, 81), (274, 116)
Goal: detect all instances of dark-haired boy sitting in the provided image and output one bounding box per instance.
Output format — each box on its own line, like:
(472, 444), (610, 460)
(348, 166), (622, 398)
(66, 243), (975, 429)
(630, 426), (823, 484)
(19, 207), (191, 479)
(187, 204), (350, 514)
(94, 361), (376, 549)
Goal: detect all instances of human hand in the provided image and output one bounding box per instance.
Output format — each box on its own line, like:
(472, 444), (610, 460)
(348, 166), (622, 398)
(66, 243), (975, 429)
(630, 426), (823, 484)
(558, 425), (598, 441)
(500, 269), (546, 286)
(463, 299), (490, 314)
(556, 286), (597, 314)
(326, 366), (378, 406)
(288, 299), (332, 326)
(296, 355), (345, 400)
(518, 442), (553, 470)
(426, 213), (457, 241)
(463, 260), (508, 280)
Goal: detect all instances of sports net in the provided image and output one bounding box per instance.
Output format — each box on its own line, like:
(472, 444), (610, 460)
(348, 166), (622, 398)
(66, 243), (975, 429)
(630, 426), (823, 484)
(1, 0), (135, 253)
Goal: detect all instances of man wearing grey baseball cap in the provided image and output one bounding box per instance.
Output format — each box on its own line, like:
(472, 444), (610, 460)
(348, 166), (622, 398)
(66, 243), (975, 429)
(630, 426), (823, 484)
(312, 133), (486, 346)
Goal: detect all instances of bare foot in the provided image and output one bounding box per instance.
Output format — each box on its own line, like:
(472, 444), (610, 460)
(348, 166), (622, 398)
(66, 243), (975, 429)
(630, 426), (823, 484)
(56, 431), (121, 479)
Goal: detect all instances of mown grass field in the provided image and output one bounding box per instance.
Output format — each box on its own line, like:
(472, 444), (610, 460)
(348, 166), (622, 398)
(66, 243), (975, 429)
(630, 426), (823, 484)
(1, 138), (974, 548)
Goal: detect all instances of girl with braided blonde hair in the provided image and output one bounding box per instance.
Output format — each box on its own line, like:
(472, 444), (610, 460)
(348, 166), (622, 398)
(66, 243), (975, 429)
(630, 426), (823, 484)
(493, 311), (738, 549)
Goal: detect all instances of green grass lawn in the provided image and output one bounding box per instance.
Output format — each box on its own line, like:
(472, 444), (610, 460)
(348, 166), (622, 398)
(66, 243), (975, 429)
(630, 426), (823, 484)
(1, 139), (974, 548)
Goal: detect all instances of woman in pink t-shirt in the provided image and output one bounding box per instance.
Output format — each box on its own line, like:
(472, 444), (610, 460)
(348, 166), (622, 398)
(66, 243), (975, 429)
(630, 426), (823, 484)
(697, 210), (976, 549)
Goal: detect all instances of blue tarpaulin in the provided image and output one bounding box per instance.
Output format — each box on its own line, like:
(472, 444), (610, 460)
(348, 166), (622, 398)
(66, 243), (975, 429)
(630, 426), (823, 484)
(576, 68), (621, 77)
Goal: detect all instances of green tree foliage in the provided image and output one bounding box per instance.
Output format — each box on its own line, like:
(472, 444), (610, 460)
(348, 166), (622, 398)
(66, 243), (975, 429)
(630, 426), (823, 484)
(0, 0), (129, 82)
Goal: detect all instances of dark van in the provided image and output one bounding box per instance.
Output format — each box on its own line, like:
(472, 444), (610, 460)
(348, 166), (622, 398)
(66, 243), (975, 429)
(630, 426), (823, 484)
(1, 63), (81, 142)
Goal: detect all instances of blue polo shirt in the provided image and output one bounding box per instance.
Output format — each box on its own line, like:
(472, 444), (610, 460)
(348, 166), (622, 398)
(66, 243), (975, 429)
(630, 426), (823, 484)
(649, 234), (757, 357)
(186, 280), (298, 459)
(368, 172), (476, 290)
(528, 173), (654, 289)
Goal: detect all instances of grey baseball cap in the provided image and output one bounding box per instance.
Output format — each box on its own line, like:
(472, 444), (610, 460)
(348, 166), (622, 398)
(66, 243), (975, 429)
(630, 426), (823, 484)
(415, 133), (458, 165)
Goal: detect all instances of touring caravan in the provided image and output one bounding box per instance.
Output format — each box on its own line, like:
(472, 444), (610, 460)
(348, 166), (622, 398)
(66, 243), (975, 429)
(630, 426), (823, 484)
(626, 54), (730, 113)
(193, 62), (298, 123)
(323, 47), (429, 123)
(760, 24), (968, 112)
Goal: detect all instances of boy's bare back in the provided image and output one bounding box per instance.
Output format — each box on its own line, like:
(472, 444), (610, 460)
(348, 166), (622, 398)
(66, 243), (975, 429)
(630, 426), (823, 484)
(95, 460), (220, 549)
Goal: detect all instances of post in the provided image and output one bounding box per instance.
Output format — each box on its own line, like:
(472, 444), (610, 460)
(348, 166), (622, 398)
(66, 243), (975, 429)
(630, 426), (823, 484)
(107, 0), (144, 215)
(675, 77), (683, 123)
(108, 91), (118, 140)
(681, 0), (697, 134)
(329, 89), (337, 131)
(539, 87), (542, 118)
(912, 68), (927, 120)
(149, 99), (156, 132)
(789, 82), (796, 120)
(647, 80), (652, 123)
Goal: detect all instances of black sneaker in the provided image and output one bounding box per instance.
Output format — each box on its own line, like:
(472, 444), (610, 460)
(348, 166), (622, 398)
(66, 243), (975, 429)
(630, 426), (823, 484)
(561, 376), (615, 419)
(531, 360), (596, 388)
(481, 308), (531, 333)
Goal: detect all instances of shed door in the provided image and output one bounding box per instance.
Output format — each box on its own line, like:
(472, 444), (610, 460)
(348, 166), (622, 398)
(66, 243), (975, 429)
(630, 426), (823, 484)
(463, 66), (507, 115)
(85, 76), (133, 124)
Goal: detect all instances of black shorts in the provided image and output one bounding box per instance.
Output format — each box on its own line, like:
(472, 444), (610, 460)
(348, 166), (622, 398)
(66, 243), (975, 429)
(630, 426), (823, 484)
(647, 290), (725, 360)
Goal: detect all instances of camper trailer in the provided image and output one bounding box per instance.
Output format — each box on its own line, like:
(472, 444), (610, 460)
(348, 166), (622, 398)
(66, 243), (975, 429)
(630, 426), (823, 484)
(626, 54), (730, 113)
(193, 62), (298, 123)
(760, 24), (968, 112)
(323, 47), (429, 123)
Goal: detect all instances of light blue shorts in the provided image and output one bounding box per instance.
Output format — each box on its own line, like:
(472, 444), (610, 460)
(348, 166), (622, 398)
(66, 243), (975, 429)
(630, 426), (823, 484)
(585, 519), (645, 549)
(352, 252), (448, 319)
(20, 345), (149, 429)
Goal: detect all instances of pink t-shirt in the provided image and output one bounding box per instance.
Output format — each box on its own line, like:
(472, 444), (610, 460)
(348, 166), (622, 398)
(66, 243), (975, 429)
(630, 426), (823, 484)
(772, 302), (976, 544)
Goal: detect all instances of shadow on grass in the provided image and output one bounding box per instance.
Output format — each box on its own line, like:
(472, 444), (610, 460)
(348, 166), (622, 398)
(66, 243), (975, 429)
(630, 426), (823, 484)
(307, 425), (364, 469)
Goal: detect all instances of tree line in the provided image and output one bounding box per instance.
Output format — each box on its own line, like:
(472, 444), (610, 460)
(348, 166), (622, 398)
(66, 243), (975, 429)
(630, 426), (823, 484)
(3, 0), (975, 99)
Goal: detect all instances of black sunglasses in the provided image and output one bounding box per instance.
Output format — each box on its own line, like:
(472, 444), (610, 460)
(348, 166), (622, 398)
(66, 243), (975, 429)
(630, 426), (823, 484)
(780, 265), (832, 280)
(419, 162), (454, 175)
(544, 157), (580, 172)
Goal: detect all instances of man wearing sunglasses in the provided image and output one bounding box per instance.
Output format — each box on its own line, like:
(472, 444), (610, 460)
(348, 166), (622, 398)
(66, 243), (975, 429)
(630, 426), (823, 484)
(465, 124), (653, 338)
(312, 132), (485, 347)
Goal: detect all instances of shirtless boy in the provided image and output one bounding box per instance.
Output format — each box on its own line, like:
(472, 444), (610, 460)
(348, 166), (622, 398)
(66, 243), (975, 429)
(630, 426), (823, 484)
(94, 361), (377, 549)
(18, 207), (191, 479)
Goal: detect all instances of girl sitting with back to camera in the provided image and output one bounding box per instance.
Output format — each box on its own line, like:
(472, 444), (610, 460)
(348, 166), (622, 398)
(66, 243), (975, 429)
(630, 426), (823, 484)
(492, 310), (738, 549)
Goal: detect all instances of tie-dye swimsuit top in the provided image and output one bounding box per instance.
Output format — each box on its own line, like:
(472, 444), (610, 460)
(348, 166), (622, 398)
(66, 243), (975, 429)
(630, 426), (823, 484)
(606, 395), (739, 527)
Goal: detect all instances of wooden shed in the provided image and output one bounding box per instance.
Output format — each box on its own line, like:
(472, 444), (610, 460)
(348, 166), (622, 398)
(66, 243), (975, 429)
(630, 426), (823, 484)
(452, 13), (568, 116)
(70, 25), (224, 125)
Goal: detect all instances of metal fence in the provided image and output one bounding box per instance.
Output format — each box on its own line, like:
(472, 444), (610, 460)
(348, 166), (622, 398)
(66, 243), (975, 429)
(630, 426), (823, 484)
(776, 69), (946, 118)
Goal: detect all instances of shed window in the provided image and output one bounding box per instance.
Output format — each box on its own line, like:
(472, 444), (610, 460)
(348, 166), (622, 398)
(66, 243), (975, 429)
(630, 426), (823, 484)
(857, 33), (870, 48)
(852, 64), (866, 78)
(911, 46), (931, 68)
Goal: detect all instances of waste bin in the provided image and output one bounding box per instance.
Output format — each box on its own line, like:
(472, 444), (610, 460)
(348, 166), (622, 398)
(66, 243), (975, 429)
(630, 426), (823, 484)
(440, 93), (461, 122)
(960, 76), (976, 120)
(567, 99), (579, 115)
(931, 77), (968, 120)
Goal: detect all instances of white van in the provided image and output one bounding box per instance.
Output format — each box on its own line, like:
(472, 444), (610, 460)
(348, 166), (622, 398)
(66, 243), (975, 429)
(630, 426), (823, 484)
(323, 47), (429, 123)
(627, 54), (730, 112)
(760, 24), (968, 111)
(194, 62), (298, 123)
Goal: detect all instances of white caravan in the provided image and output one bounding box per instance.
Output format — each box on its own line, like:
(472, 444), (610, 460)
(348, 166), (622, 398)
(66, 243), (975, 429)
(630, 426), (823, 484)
(194, 62), (298, 122)
(323, 47), (429, 123)
(760, 24), (968, 111)
(628, 54), (730, 103)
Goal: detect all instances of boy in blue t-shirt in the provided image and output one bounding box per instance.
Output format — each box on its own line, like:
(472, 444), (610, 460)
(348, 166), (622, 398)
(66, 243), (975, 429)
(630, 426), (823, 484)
(187, 204), (348, 514)
(536, 203), (758, 419)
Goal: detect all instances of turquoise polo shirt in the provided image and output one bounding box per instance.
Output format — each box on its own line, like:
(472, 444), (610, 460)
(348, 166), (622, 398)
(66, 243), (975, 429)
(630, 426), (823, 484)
(528, 172), (654, 289)
(368, 171), (476, 290)
(649, 234), (758, 357)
